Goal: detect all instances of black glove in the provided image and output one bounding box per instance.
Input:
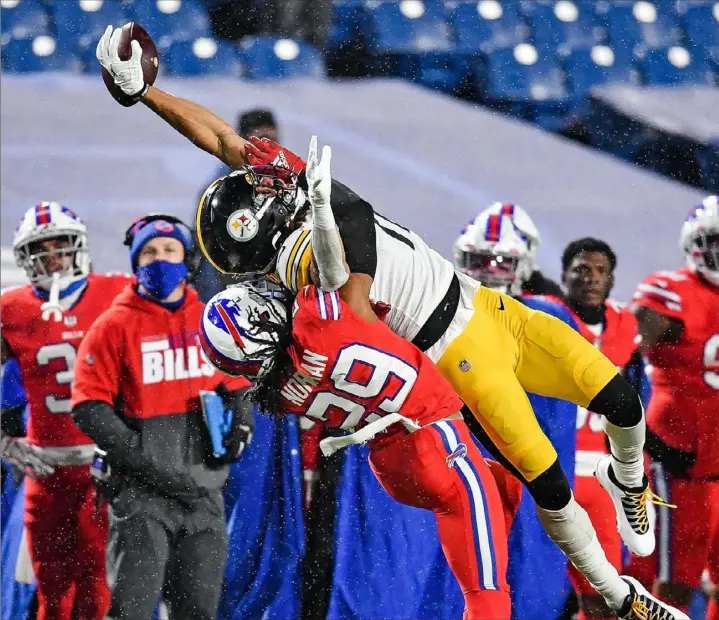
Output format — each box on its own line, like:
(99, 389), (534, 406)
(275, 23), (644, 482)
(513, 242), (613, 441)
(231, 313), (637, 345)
(208, 387), (254, 466)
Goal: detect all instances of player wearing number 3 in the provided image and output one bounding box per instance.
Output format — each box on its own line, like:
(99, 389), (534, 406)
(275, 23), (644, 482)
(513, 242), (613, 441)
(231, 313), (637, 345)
(0, 202), (131, 620)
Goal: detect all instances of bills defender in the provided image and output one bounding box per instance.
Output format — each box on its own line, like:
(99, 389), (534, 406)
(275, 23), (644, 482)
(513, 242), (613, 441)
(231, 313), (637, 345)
(554, 238), (642, 620)
(98, 33), (675, 615)
(453, 206), (656, 620)
(0, 202), (132, 620)
(197, 139), (685, 620)
(629, 196), (719, 615)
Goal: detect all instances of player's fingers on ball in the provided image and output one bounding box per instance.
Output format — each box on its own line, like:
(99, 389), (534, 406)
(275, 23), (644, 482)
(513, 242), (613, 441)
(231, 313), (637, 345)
(130, 39), (142, 60)
(96, 25), (112, 59)
(109, 28), (122, 62)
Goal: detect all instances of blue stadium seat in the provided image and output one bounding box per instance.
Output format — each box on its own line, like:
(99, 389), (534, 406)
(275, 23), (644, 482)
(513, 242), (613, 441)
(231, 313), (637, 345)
(129, 0), (212, 49)
(52, 1), (128, 52)
(1, 0), (51, 41)
(329, 0), (368, 50)
(564, 46), (636, 96)
(680, 2), (719, 57)
(240, 36), (325, 80)
(2, 36), (82, 72)
(366, 1), (451, 54)
(605, 2), (682, 53)
(482, 44), (568, 100)
(641, 46), (713, 84)
(400, 51), (470, 93)
(450, 0), (529, 53)
(524, 0), (603, 53)
(165, 38), (242, 76)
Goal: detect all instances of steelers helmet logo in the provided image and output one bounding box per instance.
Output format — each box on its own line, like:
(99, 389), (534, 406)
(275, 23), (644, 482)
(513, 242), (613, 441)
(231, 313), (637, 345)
(227, 209), (259, 242)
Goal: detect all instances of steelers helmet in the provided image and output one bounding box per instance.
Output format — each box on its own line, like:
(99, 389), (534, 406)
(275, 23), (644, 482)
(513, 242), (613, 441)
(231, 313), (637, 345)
(196, 165), (302, 275)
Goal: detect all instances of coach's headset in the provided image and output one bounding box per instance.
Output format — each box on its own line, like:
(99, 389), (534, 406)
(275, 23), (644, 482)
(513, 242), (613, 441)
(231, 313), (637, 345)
(123, 213), (201, 283)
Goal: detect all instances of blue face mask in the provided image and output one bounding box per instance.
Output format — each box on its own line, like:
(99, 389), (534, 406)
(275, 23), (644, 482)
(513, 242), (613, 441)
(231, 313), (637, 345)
(136, 260), (187, 300)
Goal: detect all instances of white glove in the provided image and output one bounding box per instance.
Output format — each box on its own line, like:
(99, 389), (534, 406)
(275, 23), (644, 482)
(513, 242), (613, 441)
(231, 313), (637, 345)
(306, 135), (333, 224)
(96, 25), (148, 100)
(1, 435), (55, 479)
(306, 136), (348, 291)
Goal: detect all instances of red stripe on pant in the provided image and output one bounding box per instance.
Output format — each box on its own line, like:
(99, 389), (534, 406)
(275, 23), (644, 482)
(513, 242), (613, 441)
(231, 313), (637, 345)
(24, 465), (110, 620)
(369, 419), (512, 620)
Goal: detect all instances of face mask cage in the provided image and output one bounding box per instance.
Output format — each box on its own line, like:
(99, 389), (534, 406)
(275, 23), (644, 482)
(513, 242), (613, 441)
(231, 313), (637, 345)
(245, 165), (299, 211)
(457, 250), (519, 290)
(235, 286), (291, 379)
(690, 232), (719, 273)
(14, 232), (89, 287)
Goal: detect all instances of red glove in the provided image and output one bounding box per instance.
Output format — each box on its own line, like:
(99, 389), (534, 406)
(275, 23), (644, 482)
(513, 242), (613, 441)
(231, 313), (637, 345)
(245, 136), (307, 173)
(370, 299), (392, 322)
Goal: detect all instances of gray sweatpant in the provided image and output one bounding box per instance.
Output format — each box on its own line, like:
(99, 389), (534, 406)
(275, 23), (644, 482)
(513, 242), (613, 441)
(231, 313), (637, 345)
(105, 487), (228, 620)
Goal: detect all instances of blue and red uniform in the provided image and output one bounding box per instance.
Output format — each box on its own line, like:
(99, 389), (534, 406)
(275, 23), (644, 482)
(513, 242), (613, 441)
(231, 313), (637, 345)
(280, 285), (512, 620)
(1, 273), (132, 620)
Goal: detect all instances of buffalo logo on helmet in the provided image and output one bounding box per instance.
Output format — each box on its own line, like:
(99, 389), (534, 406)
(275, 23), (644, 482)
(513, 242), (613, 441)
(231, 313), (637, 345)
(226, 209), (260, 242)
(199, 297), (257, 377)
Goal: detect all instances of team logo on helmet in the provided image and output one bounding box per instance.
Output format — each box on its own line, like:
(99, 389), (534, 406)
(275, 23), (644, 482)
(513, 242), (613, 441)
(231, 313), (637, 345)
(226, 209), (260, 242)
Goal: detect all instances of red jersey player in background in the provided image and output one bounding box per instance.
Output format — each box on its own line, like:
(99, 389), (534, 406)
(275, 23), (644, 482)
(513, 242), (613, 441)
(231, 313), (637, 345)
(199, 136), (687, 620)
(544, 238), (640, 620)
(0, 202), (131, 620)
(630, 195), (719, 617)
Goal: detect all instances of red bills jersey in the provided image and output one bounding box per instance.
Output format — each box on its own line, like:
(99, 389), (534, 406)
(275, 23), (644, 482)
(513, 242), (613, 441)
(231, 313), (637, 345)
(72, 285), (249, 419)
(632, 268), (719, 478)
(543, 296), (638, 471)
(1, 273), (132, 447)
(280, 286), (463, 448)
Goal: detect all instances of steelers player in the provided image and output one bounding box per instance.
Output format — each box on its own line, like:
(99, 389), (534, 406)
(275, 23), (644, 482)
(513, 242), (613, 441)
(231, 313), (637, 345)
(96, 34), (679, 620)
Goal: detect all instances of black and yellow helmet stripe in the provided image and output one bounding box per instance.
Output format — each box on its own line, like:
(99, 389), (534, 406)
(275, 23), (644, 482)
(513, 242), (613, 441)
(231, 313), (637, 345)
(284, 228), (310, 291)
(195, 177), (226, 274)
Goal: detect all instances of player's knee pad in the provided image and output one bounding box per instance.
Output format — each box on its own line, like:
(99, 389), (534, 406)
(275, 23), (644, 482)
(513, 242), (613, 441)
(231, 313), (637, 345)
(588, 374), (643, 428)
(525, 459), (572, 510)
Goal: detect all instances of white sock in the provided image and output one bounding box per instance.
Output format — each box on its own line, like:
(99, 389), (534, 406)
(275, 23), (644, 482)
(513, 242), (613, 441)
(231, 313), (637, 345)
(537, 496), (631, 611)
(604, 419), (646, 488)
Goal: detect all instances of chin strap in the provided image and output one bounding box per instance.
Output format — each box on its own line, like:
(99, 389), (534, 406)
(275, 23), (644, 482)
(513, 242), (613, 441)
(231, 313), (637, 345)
(41, 272), (63, 322)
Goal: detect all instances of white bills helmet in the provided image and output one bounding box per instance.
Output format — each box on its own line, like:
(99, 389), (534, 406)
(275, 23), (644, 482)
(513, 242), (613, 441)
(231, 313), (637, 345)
(680, 195), (719, 287)
(13, 202), (90, 291)
(453, 202), (539, 296)
(200, 284), (289, 378)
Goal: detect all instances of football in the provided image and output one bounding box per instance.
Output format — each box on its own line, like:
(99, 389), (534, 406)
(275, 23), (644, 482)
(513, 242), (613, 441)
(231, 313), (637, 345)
(101, 23), (159, 108)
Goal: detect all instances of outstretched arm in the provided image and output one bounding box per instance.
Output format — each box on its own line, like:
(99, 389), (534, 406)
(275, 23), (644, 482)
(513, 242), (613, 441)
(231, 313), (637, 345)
(306, 136), (376, 322)
(142, 87), (249, 169)
(96, 25), (248, 169)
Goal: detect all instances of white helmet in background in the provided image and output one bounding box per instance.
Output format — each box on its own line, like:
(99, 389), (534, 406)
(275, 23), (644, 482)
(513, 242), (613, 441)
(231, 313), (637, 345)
(13, 202), (90, 291)
(453, 202), (540, 296)
(680, 195), (719, 287)
(200, 284), (289, 378)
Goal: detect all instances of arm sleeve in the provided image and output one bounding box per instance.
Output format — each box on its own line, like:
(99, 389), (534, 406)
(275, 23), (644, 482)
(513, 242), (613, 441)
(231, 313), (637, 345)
(72, 400), (142, 470)
(71, 318), (122, 407)
(298, 172), (377, 279)
(311, 182), (349, 291)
